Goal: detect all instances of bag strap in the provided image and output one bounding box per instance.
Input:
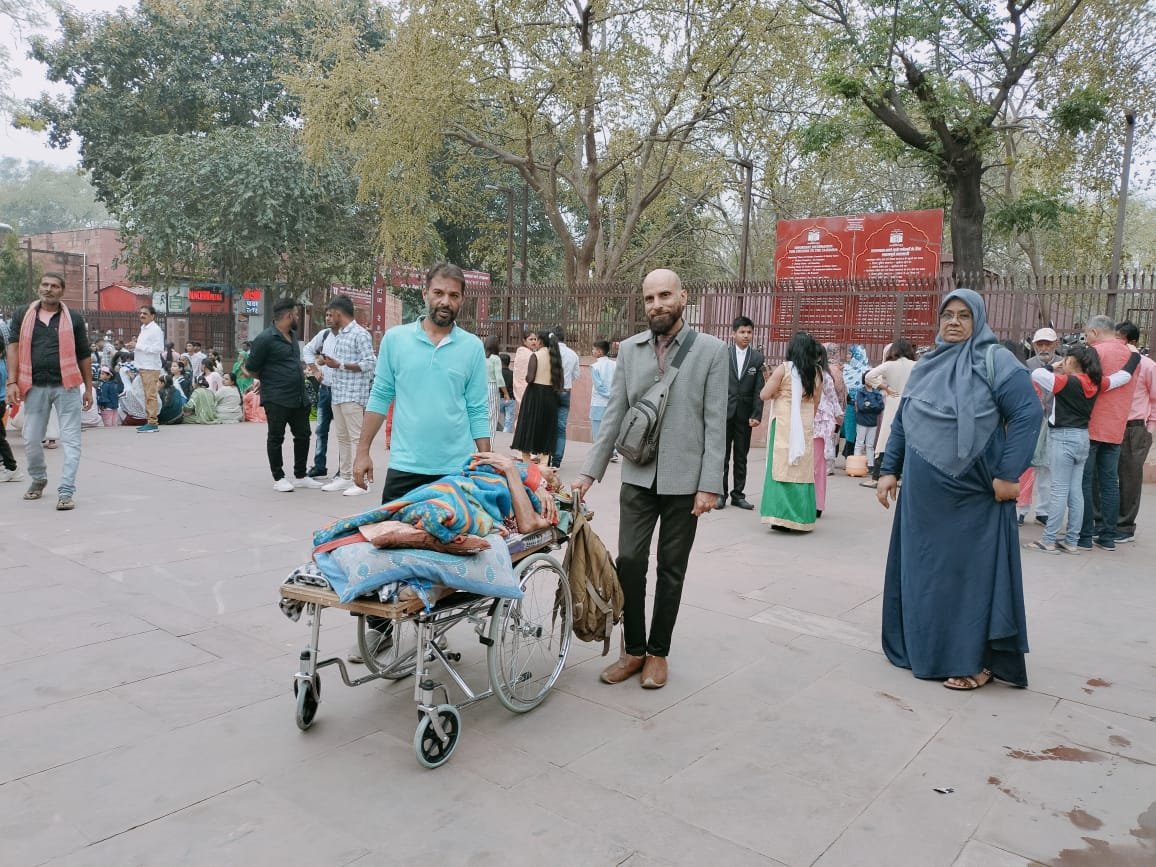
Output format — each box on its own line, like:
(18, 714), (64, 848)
(985, 343), (997, 389)
(668, 328), (697, 373)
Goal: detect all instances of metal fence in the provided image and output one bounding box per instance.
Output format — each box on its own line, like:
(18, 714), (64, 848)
(460, 271), (1156, 361)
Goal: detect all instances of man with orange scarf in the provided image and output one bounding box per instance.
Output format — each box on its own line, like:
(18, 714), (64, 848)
(5, 272), (93, 511)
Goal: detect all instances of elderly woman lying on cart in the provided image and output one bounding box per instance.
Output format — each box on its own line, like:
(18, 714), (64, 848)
(278, 452), (576, 767)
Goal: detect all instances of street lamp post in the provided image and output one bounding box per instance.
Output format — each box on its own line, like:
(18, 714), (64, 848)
(735, 158), (754, 285)
(1106, 110), (1136, 321)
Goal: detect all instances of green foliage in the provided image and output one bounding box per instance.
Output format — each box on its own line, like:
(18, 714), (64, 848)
(0, 232), (38, 307)
(989, 190), (1075, 235)
(0, 159), (112, 234)
(118, 126), (376, 292)
(1050, 88), (1109, 136)
(20, 0), (387, 208)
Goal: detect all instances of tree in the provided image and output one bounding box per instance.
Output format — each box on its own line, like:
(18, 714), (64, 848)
(0, 0), (45, 118)
(805, 0), (1098, 275)
(19, 0), (387, 209)
(294, 0), (788, 283)
(118, 126), (377, 294)
(0, 159), (112, 234)
(0, 231), (37, 307)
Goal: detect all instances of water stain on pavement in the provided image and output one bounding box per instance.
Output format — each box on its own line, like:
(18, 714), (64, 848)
(1108, 735), (1132, 749)
(1066, 808), (1104, 830)
(987, 775), (1001, 785)
(1007, 745), (1106, 763)
(874, 691), (913, 712)
(1086, 677), (1112, 688)
(1048, 804), (1156, 865)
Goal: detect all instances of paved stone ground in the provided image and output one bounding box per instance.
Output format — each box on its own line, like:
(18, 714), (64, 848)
(1, 422), (1154, 866)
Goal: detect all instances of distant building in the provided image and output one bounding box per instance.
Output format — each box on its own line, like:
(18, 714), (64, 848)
(20, 227), (127, 309)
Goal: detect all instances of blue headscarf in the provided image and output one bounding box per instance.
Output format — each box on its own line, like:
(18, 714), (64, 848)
(901, 288), (1019, 478)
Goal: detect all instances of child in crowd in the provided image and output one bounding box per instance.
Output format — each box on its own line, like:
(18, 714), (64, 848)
(97, 366), (123, 428)
(1024, 344), (1139, 554)
(852, 376), (884, 467)
(499, 353), (516, 433)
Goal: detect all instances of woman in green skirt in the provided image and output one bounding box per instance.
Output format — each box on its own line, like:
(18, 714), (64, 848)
(759, 331), (825, 532)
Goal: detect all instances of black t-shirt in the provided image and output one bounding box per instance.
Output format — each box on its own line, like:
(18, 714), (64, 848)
(245, 325), (307, 408)
(501, 366), (514, 395)
(10, 306), (92, 386)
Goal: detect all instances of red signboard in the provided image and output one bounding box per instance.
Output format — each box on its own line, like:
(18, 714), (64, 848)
(330, 283), (373, 308)
(188, 288), (225, 302)
(387, 264), (491, 292)
(774, 209), (944, 281)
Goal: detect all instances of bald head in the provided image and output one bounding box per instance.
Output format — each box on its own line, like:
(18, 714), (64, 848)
(642, 268), (687, 336)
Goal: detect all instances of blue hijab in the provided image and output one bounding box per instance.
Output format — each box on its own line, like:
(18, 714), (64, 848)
(901, 288), (1018, 478)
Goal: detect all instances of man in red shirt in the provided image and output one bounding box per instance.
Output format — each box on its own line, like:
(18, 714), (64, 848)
(1079, 315), (1138, 551)
(1114, 321), (1156, 544)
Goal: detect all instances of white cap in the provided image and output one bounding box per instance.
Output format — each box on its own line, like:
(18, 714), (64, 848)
(1032, 328), (1058, 343)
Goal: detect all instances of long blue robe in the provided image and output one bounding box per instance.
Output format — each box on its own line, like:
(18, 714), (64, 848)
(880, 367), (1041, 686)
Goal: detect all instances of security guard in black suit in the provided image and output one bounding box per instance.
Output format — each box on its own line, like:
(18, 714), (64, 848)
(720, 316), (764, 509)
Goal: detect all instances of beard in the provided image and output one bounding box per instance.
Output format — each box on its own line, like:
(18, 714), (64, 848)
(429, 304), (457, 326)
(648, 307), (682, 336)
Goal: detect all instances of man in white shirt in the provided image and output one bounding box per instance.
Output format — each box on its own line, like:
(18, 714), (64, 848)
(551, 326), (581, 468)
(134, 305), (165, 433)
(182, 341), (206, 379)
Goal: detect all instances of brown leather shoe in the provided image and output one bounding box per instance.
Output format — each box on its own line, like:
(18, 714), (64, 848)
(641, 655), (668, 689)
(600, 654), (645, 684)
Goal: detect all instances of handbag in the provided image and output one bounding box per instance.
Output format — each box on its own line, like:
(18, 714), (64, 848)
(615, 329), (697, 465)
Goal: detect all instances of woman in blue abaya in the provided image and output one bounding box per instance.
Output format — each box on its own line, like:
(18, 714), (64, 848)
(876, 289), (1042, 690)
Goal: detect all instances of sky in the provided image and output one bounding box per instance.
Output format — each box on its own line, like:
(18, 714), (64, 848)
(1, 0), (128, 168)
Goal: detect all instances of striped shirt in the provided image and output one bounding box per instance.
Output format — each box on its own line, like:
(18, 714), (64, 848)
(325, 320), (376, 406)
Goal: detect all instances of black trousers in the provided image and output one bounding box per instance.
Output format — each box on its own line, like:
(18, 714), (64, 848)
(617, 482), (699, 657)
(723, 413), (753, 498)
(366, 468), (447, 633)
(1118, 421), (1153, 534)
(0, 402), (16, 471)
(264, 402), (312, 481)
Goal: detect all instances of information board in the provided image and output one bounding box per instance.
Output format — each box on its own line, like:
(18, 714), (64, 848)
(774, 210), (944, 281)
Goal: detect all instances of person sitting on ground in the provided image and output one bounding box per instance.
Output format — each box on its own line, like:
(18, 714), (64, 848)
(169, 360), (192, 398)
(116, 364), (148, 426)
(243, 379), (266, 423)
(184, 376), (220, 424)
(158, 375), (187, 425)
(215, 371), (244, 423)
(202, 357), (223, 393)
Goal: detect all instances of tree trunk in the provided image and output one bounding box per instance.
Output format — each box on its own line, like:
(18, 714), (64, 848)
(947, 153), (986, 282)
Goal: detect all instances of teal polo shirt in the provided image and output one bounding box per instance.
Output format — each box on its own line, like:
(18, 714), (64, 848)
(367, 319), (490, 475)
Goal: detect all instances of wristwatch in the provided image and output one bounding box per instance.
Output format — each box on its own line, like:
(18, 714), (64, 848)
(339, 362), (346, 371)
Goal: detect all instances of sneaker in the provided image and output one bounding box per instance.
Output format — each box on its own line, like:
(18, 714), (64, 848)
(1022, 539), (1058, 554)
(321, 477), (352, 492)
(1093, 539), (1116, 552)
(1056, 541), (1082, 555)
(1035, 514), (1048, 526)
(306, 466), (328, 478)
(273, 478), (295, 492)
(1017, 514), (1025, 526)
(294, 476), (324, 489)
(0, 467), (24, 482)
(136, 423), (159, 433)
(56, 495), (75, 511)
(342, 484), (369, 497)
(1077, 541), (1094, 551)
(1114, 533), (1135, 544)
(347, 628), (393, 664)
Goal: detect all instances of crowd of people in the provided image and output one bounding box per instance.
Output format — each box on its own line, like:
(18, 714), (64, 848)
(3, 265), (1153, 698)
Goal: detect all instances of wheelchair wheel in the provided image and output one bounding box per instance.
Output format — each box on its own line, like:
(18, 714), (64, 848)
(414, 704), (461, 769)
(293, 675), (320, 731)
(486, 554), (572, 713)
(356, 616), (417, 680)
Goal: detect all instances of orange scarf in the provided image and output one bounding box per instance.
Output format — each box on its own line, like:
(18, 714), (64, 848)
(17, 301), (83, 397)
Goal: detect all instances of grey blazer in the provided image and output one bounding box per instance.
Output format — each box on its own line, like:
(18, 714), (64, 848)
(581, 326), (729, 495)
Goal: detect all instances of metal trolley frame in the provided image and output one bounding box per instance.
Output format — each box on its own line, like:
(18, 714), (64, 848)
(278, 532), (574, 768)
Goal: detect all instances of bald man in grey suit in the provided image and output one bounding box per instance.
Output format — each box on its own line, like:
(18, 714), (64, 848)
(573, 269), (728, 689)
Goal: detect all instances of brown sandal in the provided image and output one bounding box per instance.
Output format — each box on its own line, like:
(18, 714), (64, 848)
(944, 670), (993, 691)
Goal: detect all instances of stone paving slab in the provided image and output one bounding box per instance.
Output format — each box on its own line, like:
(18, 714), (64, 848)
(0, 422), (1153, 865)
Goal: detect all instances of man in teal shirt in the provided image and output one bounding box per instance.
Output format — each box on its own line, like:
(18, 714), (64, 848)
(349, 262), (492, 661)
